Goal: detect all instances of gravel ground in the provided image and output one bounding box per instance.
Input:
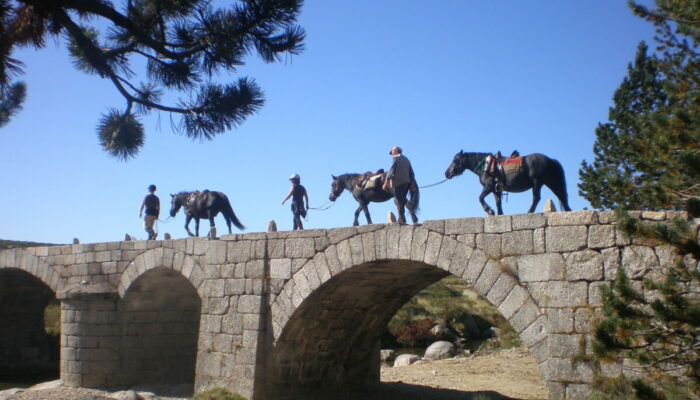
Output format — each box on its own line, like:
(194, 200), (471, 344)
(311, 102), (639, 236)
(1, 347), (547, 400)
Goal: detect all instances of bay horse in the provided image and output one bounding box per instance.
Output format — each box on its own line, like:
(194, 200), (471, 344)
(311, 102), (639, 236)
(329, 173), (420, 226)
(169, 190), (245, 236)
(444, 151), (571, 215)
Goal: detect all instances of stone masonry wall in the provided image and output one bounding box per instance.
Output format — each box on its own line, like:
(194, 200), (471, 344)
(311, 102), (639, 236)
(0, 210), (696, 400)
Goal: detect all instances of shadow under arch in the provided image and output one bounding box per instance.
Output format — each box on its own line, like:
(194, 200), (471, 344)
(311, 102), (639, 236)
(266, 259), (451, 398)
(0, 267), (59, 382)
(266, 236), (551, 400)
(116, 266), (201, 388)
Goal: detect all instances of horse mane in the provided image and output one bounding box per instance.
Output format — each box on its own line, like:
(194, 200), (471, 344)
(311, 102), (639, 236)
(336, 173), (361, 183)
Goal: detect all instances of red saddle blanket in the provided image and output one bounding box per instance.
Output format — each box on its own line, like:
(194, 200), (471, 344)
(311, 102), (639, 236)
(500, 157), (523, 175)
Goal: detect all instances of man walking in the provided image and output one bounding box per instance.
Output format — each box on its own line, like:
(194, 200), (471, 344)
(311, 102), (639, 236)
(382, 146), (416, 224)
(139, 184), (160, 240)
(281, 174), (309, 230)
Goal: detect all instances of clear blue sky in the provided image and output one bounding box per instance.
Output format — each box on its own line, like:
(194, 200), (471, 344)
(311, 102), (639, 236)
(1, 1), (657, 244)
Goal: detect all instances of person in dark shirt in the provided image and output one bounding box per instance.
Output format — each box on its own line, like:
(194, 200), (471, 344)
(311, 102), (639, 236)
(382, 146), (416, 224)
(139, 184), (160, 240)
(281, 174), (309, 230)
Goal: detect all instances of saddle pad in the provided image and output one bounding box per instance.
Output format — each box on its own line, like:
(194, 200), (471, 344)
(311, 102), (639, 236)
(501, 157), (523, 175)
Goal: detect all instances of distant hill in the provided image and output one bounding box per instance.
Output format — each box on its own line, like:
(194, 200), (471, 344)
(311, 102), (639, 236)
(0, 239), (58, 249)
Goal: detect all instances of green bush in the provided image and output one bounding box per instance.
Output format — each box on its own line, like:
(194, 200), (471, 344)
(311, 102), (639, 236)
(192, 388), (246, 400)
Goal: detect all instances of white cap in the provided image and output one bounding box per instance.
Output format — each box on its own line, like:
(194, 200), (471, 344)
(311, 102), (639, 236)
(289, 173), (300, 180)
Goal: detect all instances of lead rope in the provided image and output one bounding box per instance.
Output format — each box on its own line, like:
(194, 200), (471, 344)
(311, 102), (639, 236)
(308, 201), (335, 211)
(419, 179), (448, 189)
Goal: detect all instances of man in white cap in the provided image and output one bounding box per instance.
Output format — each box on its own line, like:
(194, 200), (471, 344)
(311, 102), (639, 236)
(281, 174), (309, 230)
(382, 146), (416, 224)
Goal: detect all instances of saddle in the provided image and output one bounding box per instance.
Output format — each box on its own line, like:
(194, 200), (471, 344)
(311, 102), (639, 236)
(500, 153), (522, 175)
(486, 151), (521, 176)
(485, 151), (521, 193)
(187, 190), (209, 209)
(358, 169), (385, 190)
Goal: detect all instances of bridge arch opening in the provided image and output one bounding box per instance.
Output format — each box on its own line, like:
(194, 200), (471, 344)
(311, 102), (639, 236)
(0, 268), (59, 384)
(267, 257), (548, 399)
(267, 253), (551, 399)
(117, 267), (201, 387)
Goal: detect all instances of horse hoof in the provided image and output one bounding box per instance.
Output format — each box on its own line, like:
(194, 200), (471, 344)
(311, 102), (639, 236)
(486, 210), (495, 216)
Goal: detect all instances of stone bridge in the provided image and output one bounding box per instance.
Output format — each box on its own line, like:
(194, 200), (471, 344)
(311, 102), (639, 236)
(1, 211), (695, 399)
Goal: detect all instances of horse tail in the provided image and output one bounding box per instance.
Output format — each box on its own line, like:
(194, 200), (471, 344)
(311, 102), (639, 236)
(408, 182), (420, 214)
(222, 195), (245, 231)
(548, 158), (571, 211)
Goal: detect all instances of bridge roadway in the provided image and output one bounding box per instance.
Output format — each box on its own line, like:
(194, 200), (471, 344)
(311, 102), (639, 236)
(0, 210), (695, 399)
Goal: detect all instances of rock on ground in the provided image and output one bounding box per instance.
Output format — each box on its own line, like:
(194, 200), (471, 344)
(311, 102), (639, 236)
(424, 340), (455, 360)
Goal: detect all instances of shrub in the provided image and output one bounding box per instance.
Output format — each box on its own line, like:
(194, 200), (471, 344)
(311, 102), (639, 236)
(390, 317), (436, 348)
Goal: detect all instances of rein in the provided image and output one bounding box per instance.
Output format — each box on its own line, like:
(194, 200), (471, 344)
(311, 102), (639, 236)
(472, 158), (486, 175)
(308, 201), (335, 211)
(420, 179), (448, 189)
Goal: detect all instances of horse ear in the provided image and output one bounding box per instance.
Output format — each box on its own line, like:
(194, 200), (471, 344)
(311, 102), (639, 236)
(331, 174), (337, 180)
(170, 193), (174, 198)
(459, 149), (463, 155)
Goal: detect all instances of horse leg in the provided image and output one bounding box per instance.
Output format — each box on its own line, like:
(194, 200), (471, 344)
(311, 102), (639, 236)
(194, 218), (200, 237)
(362, 203), (373, 225)
(185, 216), (195, 237)
(494, 192), (504, 215)
(353, 205), (363, 226)
(225, 216), (232, 234)
(528, 181), (542, 213)
(479, 188), (495, 216)
(396, 203), (407, 224)
(545, 182), (572, 212)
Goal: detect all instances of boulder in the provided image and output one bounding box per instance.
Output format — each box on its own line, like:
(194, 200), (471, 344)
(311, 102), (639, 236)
(430, 324), (455, 340)
(393, 354), (421, 367)
(424, 340), (455, 360)
(380, 349), (396, 362)
(111, 390), (139, 400)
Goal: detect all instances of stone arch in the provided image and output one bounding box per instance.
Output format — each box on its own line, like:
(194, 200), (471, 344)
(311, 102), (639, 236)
(0, 250), (63, 382)
(115, 248), (204, 386)
(267, 225), (549, 397)
(0, 248), (65, 293)
(116, 265), (202, 387)
(118, 248), (206, 298)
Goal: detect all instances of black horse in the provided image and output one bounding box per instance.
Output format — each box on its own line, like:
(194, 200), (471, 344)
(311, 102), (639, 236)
(444, 151), (571, 215)
(169, 190), (245, 236)
(329, 173), (420, 226)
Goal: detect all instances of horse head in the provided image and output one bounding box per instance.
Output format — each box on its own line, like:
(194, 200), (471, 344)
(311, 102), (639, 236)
(169, 192), (187, 217)
(445, 150), (467, 179)
(329, 175), (344, 202)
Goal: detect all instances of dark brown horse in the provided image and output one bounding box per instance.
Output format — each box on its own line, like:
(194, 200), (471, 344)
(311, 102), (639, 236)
(329, 173), (420, 226)
(169, 190), (245, 236)
(444, 151), (571, 215)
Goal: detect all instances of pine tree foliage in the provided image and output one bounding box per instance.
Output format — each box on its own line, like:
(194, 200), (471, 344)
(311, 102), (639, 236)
(579, 42), (668, 210)
(0, 80), (25, 127)
(592, 211), (700, 399)
(0, 0), (305, 159)
(579, 1), (700, 211)
(586, 2), (700, 399)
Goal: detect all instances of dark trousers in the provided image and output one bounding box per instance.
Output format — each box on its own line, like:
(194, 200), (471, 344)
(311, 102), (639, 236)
(393, 183), (410, 223)
(291, 202), (306, 230)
